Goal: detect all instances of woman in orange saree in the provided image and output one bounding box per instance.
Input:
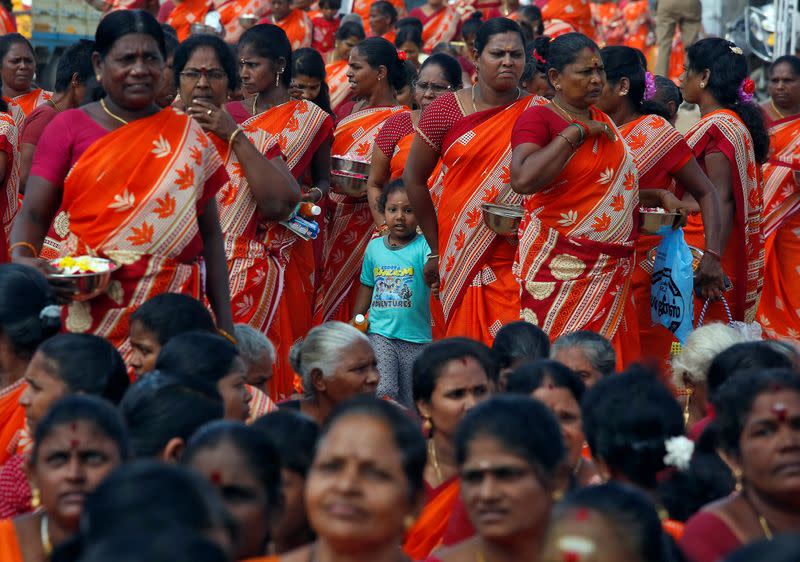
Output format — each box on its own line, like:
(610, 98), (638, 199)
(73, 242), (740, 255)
(406, 19), (543, 345)
(367, 54), (462, 340)
(353, 0), (404, 35)
(757, 56), (800, 340)
(591, 0), (625, 48)
(166, 0), (212, 41)
(10, 11), (234, 357)
(315, 37), (407, 324)
(541, 0), (594, 40)
(409, 0), (460, 53)
(264, 0), (313, 49)
(510, 33), (639, 364)
(326, 23), (365, 115)
(680, 38), (769, 326)
(0, 35), (51, 121)
(597, 46), (726, 366)
(217, 0), (269, 43)
(0, 396), (129, 562)
(231, 25), (333, 400)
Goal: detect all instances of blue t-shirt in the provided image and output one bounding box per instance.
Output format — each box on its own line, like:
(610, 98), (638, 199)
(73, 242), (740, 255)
(360, 234), (432, 343)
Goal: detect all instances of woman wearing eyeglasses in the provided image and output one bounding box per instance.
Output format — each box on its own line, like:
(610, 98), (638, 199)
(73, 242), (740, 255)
(366, 53), (462, 230)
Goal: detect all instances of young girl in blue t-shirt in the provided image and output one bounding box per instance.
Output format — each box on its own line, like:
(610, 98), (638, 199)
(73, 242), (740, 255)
(353, 179), (432, 408)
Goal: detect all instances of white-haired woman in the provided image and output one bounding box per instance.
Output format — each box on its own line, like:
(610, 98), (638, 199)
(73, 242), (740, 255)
(234, 323), (279, 423)
(285, 321), (380, 423)
(671, 323), (746, 434)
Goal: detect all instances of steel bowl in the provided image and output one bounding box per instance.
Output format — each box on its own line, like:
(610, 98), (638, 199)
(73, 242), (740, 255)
(331, 156), (370, 197)
(645, 246), (704, 273)
(481, 203), (525, 235)
(638, 209), (682, 234)
(190, 23), (217, 35)
(239, 13), (258, 28)
(48, 258), (120, 302)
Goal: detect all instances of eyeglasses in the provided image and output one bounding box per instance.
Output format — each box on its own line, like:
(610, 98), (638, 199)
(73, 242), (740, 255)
(414, 81), (452, 94)
(180, 68), (228, 82)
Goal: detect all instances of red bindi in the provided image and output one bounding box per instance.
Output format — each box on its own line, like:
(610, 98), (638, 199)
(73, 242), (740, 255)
(70, 422), (78, 432)
(574, 508), (590, 521)
(210, 471), (222, 484)
(772, 402), (788, 422)
(69, 440), (80, 449)
(562, 552), (581, 562)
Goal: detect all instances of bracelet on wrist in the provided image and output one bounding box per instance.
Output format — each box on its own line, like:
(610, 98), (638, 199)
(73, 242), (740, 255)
(228, 125), (244, 146)
(426, 253), (439, 261)
(568, 122), (585, 144)
(309, 186), (324, 203)
(557, 132), (577, 151)
(705, 249), (722, 260)
(9, 242), (38, 259)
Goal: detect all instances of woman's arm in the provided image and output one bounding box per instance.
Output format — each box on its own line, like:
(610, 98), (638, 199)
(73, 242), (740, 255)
(353, 283), (374, 317)
(198, 199), (234, 333)
(309, 136), (332, 198)
(673, 156), (723, 256)
(403, 136), (441, 287)
(367, 144), (391, 227)
(19, 143), (34, 193)
(703, 152), (735, 254)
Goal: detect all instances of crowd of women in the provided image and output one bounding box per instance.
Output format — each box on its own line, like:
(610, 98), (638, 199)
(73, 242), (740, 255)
(0, 0), (796, 559)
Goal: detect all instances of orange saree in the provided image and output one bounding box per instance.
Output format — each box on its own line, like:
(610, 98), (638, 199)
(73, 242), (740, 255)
(326, 60), (351, 115)
(542, 0), (595, 39)
(684, 109), (764, 325)
(591, 2), (625, 47)
(515, 107), (639, 364)
(0, 519), (22, 562)
(419, 7), (459, 53)
(218, 100), (332, 401)
(0, 381), (25, 466)
(352, 0), (404, 34)
(167, 0), (212, 41)
(272, 9), (313, 49)
(315, 105), (407, 324)
(403, 478), (461, 560)
(217, 0), (270, 43)
(57, 108), (225, 356)
(430, 95), (545, 345)
(623, 115), (693, 365)
(0, 6), (15, 35)
(623, 0), (655, 62)
(756, 114), (800, 340)
(5, 89), (51, 119)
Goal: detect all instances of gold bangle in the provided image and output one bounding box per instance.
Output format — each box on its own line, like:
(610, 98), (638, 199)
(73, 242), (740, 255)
(228, 126), (244, 146)
(9, 242), (38, 258)
(218, 328), (238, 345)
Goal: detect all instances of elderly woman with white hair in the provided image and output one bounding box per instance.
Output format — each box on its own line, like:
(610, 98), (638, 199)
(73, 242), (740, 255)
(234, 323), (279, 423)
(283, 321), (380, 424)
(671, 323), (747, 432)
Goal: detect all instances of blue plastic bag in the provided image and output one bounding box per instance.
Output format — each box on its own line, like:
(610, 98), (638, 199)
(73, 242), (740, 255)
(650, 227), (694, 344)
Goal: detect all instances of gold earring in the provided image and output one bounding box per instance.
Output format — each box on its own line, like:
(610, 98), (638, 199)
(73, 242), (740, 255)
(403, 515), (417, 530)
(555, 84), (561, 91)
(700, 82), (706, 89)
(422, 417), (432, 433)
(95, 74), (101, 82)
(31, 487), (40, 509)
(552, 489), (564, 502)
(620, 90), (628, 96)
(734, 468), (743, 493)
(683, 386), (693, 426)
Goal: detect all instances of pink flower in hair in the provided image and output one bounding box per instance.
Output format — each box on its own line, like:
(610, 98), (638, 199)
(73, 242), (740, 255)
(643, 71), (656, 101)
(738, 77), (755, 104)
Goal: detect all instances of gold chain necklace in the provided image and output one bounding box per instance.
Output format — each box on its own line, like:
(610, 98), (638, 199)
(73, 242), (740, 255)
(47, 98), (63, 112)
(251, 92), (260, 115)
(471, 84), (521, 113)
(552, 97), (590, 122)
(771, 100), (786, 120)
(427, 439), (443, 486)
(40, 514), (53, 559)
(743, 490), (774, 540)
(100, 98), (129, 126)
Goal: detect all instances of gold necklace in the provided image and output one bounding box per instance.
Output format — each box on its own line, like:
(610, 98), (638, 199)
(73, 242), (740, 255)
(100, 98), (129, 126)
(552, 97), (591, 122)
(427, 439), (443, 486)
(40, 514), (52, 559)
(47, 98), (63, 112)
(743, 490), (774, 540)
(771, 100), (786, 120)
(471, 84), (521, 113)
(251, 92), (260, 115)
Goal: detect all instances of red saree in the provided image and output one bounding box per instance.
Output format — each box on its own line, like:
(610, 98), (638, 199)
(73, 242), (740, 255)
(684, 109), (764, 324)
(0, 110), (20, 263)
(515, 107), (639, 364)
(4, 89), (51, 119)
(315, 105), (407, 324)
(622, 114), (693, 365)
(218, 100), (332, 401)
(431, 95), (544, 345)
(0, 382), (25, 466)
(57, 108), (225, 355)
(756, 113), (800, 340)
(0, 6), (15, 35)
(326, 60), (351, 116)
(167, 0), (212, 41)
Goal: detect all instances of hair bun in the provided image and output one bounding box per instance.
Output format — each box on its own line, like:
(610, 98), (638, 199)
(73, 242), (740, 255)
(39, 304), (62, 331)
(468, 11), (483, 20)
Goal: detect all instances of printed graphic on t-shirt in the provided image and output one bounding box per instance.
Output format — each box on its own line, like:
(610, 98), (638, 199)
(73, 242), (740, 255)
(372, 265), (414, 309)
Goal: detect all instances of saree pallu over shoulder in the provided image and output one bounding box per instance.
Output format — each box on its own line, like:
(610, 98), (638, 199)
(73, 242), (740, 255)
(315, 105), (407, 323)
(5, 89), (51, 119)
(684, 109), (764, 323)
(403, 478), (461, 560)
(167, 0), (211, 41)
(436, 96), (543, 343)
(0, 111), (21, 257)
(516, 108), (638, 343)
(59, 108), (222, 352)
(620, 114), (690, 190)
(760, 114), (800, 237)
(326, 60), (351, 114)
(217, 0), (269, 42)
(421, 7), (459, 52)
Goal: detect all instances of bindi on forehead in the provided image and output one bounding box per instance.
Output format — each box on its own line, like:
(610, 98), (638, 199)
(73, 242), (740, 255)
(772, 402), (789, 422)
